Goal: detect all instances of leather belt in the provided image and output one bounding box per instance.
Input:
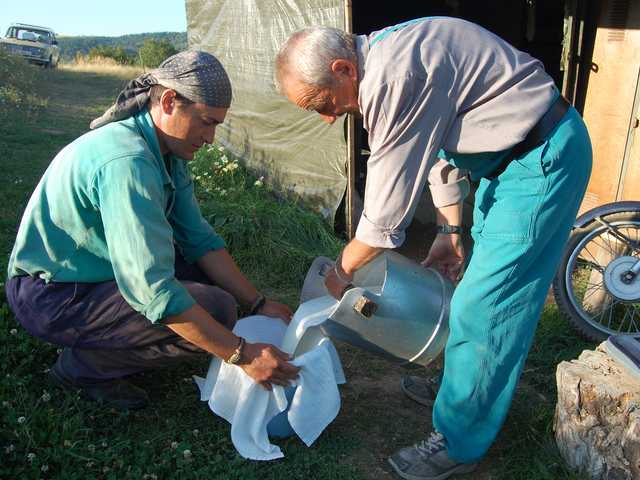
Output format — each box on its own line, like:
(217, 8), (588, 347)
(486, 95), (571, 179)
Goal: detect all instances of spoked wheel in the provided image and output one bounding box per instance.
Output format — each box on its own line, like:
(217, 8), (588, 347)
(553, 210), (640, 342)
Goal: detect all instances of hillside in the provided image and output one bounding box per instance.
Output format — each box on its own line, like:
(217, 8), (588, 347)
(57, 31), (187, 61)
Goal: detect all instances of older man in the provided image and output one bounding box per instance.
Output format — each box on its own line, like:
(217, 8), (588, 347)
(275, 18), (592, 480)
(6, 51), (299, 411)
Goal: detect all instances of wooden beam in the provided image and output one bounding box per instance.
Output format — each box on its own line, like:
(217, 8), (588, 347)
(344, 0), (357, 239)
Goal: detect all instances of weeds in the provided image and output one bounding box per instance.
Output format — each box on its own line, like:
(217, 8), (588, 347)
(62, 55), (144, 78)
(190, 145), (343, 304)
(0, 50), (48, 126)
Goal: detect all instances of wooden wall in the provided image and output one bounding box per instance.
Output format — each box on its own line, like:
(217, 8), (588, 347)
(580, 0), (640, 212)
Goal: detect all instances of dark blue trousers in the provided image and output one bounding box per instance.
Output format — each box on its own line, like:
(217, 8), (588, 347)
(5, 252), (237, 384)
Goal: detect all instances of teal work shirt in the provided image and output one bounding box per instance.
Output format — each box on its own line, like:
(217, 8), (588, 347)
(7, 109), (225, 322)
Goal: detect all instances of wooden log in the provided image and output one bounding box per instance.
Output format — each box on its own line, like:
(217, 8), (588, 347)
(554, 344), (640, 479)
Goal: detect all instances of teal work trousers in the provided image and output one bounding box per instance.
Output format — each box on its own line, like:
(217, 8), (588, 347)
(432, 106), (592, 463)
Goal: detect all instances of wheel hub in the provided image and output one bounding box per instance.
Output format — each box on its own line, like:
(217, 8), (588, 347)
(604, 256), (640, 301)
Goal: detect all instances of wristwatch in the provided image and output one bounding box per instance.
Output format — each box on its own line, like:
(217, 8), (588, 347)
(436, 224), (463, 234)
(226, 337), (245, 364)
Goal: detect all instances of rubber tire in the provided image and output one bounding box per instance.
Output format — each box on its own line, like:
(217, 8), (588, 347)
(552, 210), (640, 342)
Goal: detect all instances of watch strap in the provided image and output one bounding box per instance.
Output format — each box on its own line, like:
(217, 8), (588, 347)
(226, 336), (245, 364)
(436, 224), (463, 234)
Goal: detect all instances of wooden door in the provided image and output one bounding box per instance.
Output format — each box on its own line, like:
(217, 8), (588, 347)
(580, 0), (640, 211)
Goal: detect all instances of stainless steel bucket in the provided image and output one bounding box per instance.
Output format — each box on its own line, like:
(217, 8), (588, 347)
(300, 251), (453, 366)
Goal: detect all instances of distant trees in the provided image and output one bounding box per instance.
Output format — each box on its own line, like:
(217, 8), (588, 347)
(138, 39), (178, 68)
(87, 45), (134, 65)
(57, 32), (187, 66)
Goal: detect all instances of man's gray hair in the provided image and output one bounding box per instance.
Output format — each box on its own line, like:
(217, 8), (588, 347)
(275, 26), (356, 92)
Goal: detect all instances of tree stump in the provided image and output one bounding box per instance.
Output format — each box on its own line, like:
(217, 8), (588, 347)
(554, 344), (640, 479)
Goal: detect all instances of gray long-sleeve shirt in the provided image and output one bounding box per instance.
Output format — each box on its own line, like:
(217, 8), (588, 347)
(354, 17), (557, 248)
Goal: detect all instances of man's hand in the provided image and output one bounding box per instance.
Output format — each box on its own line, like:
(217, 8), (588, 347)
(422, 233), (465, 283)
(240, 342), (300, 390)
(324, 265), (353, 299)
(257, 300), (293, 324)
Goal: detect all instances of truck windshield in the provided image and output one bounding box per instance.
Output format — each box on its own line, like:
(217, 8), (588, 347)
(6, 27), (52, 44)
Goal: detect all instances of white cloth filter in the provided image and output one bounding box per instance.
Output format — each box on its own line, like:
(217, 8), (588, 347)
(194, 296), (344, 460)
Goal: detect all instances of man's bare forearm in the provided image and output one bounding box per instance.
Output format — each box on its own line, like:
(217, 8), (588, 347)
(435, 202), (463, 227)
(165, 303), (299, 388)
(165, 303), (239, 360)
(196, 248), (260, 308)
(339, 238), (383, 276)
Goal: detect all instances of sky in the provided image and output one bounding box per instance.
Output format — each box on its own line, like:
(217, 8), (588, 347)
(1, 0), (187, 37)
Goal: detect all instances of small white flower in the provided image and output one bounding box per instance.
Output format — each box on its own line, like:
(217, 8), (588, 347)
(219, 189), (227, 196)
(64, 440), (72, 448)
(101, 441), (107, 448)
(192, 429), (199, 437)
(87, 444), (95, 453)
(17, 416), (26, 424)
(183, 449), (193, 461)
(41, 464), (49, 472)
(5, 444), (15, 454)
(221, 155), (228, 164)
(171, 441), (179, 450)
(56, 348), (63, 354)
(218, 145), (225, 152)
(9, 328), (17, 335)
(254, 180), (263, 187)
(41, 391), (51, 402)
(27, 452), (36, 462)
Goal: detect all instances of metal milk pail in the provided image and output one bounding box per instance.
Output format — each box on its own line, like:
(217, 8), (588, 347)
(300, 251), (453, 367)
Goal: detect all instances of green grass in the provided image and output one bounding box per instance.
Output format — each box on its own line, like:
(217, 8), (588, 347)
(0, 59), (593, 479)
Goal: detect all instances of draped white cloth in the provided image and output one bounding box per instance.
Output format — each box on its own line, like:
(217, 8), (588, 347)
(194, 296), (345, 460)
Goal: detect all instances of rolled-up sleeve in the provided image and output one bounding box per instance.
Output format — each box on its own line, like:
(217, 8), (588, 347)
(92, 156), (196, 322)
(356, 76), (458, 248)
(169, 159), (225, 263)
(427, 158), (470, 208)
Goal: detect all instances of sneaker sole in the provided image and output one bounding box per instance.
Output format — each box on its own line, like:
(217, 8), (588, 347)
(388, 456), (477, 480)
(400, 376), (436, 407)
